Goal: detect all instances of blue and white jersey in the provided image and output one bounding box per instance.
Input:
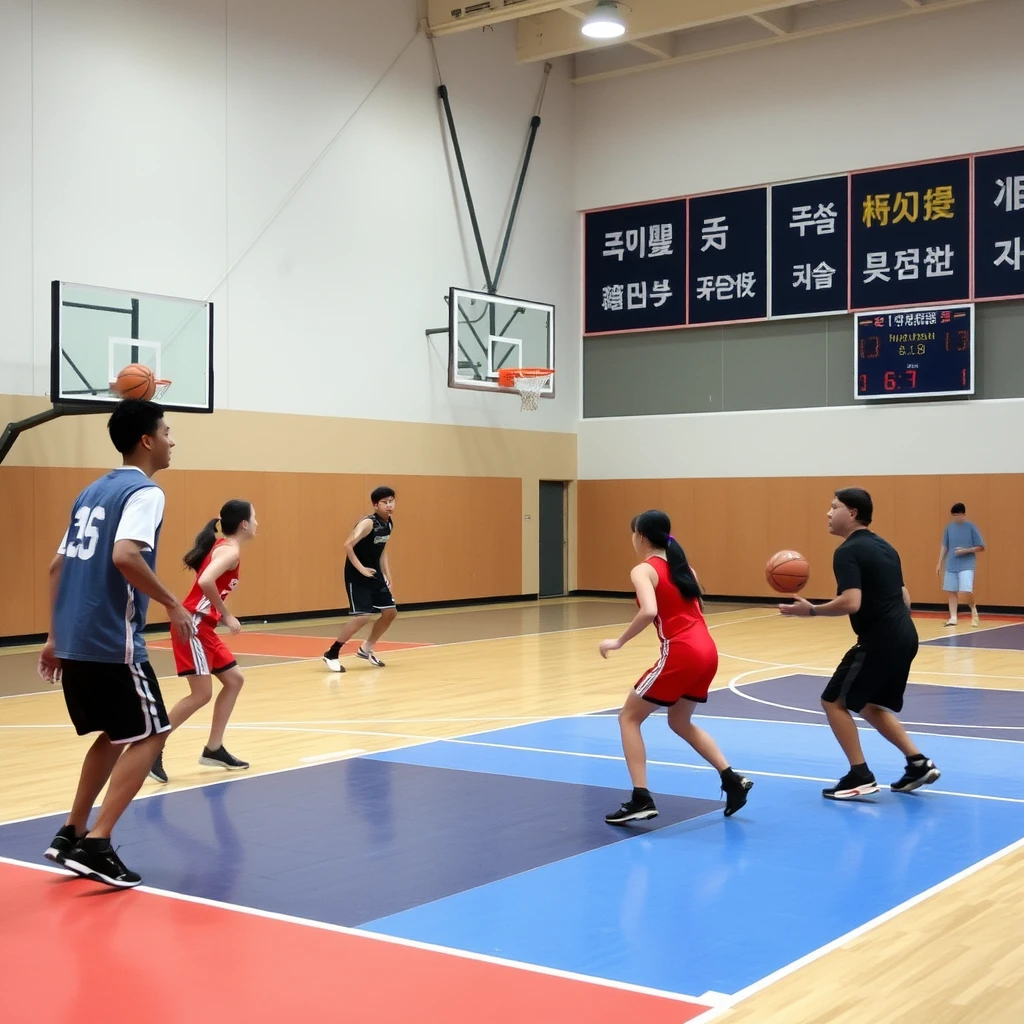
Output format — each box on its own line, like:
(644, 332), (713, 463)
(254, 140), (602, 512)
(52, 467), (166, 664)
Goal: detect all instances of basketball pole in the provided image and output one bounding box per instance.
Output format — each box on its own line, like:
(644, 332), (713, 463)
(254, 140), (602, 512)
(0, 406), (100, 467)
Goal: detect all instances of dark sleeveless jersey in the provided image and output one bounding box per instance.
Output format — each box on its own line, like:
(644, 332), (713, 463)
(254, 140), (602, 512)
(345, 514), (393, 581)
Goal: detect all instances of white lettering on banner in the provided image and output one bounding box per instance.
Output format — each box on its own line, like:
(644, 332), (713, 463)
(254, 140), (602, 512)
(895, 249), (920, 281)
(794, 262), (836, 290)
(924, 244), (955, 278)
(695, 273), (757, 300)
(790, 203), (837, 237)
(626, 227), (646, 258)
(601, 284), (624, 311)
(864, 252), (891, 284)
(651, 280), (673, 307)
(994, 237), (1024, 271)
(603, 231), (624, 261)
(995, 176), (1024, 212)
(627, 281), (647, 309)
(701, 216), (728, 252)
(648, 224), (674, 257)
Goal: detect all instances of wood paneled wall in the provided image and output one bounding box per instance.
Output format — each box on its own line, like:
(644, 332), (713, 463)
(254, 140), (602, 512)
(578, 476), (1024, 608)
(1, 468), (522, 638)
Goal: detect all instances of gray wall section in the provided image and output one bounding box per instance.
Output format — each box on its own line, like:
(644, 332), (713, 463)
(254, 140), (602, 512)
(583, 301), (1024, 417)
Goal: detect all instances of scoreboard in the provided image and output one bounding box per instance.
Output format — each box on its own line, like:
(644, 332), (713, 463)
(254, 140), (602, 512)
(854, 304), (974, 400)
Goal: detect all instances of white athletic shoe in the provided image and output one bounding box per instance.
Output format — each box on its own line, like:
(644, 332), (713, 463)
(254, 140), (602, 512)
(322, 653), (345, 673)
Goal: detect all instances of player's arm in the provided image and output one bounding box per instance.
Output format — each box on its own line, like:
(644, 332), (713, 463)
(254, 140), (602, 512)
(197, 545), (242, 633)
(111, 488), (193, 642)
(936, 544), (947, 576)
(37, 545), (66, 682)
(902, 586), (912, 610)
(956, 526), (985, 556)
(380, 547), (392, 589)
(344, 519), (376, 577)
(782, 547), (861, 617)
(599, 564), (658, 657)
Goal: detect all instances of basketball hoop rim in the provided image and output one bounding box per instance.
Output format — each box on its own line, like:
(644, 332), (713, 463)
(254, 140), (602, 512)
(105, 378), (173, 400)
(497, 367), (555, 388)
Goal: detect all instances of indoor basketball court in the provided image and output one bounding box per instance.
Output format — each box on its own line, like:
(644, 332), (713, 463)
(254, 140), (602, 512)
(2, 1), (1024, 1022)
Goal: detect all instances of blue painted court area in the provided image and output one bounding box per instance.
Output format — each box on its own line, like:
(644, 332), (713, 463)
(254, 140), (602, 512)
(922, 621), (1024, 651)
(0, 693), (1020, 1000)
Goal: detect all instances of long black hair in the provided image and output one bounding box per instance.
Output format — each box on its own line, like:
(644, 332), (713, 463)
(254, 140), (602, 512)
(631, 509), (703, 605)
(183, 499), (253, 572)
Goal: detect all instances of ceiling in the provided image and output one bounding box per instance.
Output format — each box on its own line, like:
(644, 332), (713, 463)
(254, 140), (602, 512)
(426, 0), (994, 83)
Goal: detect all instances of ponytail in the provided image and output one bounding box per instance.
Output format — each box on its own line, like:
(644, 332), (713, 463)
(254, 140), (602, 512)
(630, 509), (703, 606)
(182, 498), (253, 572)
(183, 518), (219, 572)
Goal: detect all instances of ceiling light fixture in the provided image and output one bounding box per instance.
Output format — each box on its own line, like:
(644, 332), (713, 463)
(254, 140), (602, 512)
(581, 1), (627, 40)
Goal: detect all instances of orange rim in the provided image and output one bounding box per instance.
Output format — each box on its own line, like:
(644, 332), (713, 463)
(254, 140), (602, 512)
(498, 367), (554, 388)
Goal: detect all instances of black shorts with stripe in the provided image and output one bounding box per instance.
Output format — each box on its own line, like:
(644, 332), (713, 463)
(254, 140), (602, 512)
(345, 577), (396, 616)
(821, 640), (919, 714)
(60, 660), (170, 744)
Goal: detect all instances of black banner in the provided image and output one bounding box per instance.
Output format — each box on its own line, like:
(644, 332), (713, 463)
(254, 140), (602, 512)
(974, 148), (1024, 300)
(770, 177), (849, 317)
(688, 188), (768, 325)
(850, 158), (970, 309)
(583, 199), (687, 334)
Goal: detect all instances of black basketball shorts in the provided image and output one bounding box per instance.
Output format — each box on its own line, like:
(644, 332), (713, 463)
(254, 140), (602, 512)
(61, 660), (170, 744)
(345, 577), (396, 616)
(821, 640), (918, 714)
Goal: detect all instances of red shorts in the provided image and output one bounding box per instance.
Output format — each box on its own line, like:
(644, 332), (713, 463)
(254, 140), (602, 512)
(171, 617), (237, 677)
(634, 638), (718, 706)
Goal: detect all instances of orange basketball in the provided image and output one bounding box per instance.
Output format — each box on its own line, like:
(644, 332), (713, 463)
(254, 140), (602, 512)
(113, 363), (156, 401)
(766, 550), (810, 594)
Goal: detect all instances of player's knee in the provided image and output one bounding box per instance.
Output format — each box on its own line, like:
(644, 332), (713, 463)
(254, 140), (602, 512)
(380, 607), (397, 624)
(191, 679), (213, 705)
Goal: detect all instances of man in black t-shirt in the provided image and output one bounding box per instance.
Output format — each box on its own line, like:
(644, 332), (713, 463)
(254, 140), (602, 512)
(780, 487), (941, 800)
(323, 486), (397, 673)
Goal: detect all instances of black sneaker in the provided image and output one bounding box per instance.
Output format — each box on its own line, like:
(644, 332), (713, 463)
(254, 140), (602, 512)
(357, 647), (385, 667)
(722, 774), (753, 817)
(605, 796), (658, 824)
(823, 770), (880, 800)
(44, 824), (81, 865)
(198, 745), (250, 770)
(891, 759), (941, 793)
(322, 651), (345, 672)
(63, 838), (142, 889)
(148, 752), (168, 784)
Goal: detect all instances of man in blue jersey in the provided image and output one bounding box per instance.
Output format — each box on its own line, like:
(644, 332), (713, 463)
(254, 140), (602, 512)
(937, 502), (986, 627)
(37, 399), (195, 888)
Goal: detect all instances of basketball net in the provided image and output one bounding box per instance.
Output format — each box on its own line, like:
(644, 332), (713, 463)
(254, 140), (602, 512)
(514, 372), (553, 411)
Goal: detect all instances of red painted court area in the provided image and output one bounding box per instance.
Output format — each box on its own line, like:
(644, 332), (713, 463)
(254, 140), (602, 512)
(0, 861), (708, 1024)
(148, 632), (430, 659)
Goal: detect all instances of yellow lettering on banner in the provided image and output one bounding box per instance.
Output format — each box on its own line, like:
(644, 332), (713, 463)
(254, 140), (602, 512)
(862, 194), (891, 227)
(892, 191), (919, 224)
(925, 186), (955, 220)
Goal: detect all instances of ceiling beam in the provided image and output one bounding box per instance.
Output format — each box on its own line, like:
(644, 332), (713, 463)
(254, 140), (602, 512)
(516, 0), (804, 62)
(748, 8), (796, 36)
(571, 0), (991, 83)
(629, 34), (676, 60)
(427, 0), (581, 37)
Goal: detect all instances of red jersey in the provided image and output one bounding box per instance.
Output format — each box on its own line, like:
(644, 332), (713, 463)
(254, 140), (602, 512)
(643, 556), (709, 643)
(182, 538), (240, 624)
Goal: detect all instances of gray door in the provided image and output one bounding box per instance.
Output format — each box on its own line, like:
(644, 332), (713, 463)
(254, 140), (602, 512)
(539, 480), (566, 598)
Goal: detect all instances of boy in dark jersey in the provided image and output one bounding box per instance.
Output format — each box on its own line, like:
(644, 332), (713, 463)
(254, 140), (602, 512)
(323, 486), (397, 672)
(780, 487), (941, 800)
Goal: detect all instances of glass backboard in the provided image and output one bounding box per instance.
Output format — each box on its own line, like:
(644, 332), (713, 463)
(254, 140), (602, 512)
(447, 287), (555, 396)
(51, 281), (213, 412)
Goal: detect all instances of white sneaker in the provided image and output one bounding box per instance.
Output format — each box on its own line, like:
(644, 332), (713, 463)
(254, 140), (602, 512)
(972, 613), (980, 627)
(322, 653), (345, 672)
(944, 618), (958, 627)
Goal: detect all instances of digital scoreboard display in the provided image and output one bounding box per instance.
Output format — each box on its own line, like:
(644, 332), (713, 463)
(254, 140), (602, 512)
(855, 304), (974, 400)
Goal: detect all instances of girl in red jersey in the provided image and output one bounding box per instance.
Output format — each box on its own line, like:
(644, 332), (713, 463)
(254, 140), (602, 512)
(599, 510), (752, 824)
(149, 500), (257, 783)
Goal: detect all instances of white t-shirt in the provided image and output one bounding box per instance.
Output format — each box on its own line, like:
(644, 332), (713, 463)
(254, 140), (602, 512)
(58, 467), (166, 554)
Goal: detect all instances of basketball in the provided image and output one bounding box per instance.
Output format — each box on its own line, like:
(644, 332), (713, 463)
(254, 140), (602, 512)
(766, 550), (810, 593)
(112, 363), (156, 401)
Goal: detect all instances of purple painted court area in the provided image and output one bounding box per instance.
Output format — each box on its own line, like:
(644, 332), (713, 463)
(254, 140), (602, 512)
(922, 622), (1024, 651)
(0, 761), (722, 926)
(695, 675), (1024, 741)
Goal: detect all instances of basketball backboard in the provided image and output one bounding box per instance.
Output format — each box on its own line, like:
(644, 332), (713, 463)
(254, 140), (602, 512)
(447, 287), (555, 397)
(51, 281), (213, 412)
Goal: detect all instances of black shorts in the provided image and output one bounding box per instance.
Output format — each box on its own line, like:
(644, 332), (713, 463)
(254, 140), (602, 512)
(61, 660), (170, 744)
(345, 576), (396, 616)
(821, 641), (918, 714)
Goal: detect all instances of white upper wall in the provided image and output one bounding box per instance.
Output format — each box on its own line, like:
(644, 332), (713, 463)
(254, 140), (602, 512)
(574, 0), (1024, 478)
(0, 0), (579, 432)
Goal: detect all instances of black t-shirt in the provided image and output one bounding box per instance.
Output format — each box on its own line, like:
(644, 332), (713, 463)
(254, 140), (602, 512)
(345, 514), (392, 582)
(833, 529), (917, 649)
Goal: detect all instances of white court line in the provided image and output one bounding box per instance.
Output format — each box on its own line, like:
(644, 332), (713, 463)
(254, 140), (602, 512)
(684, 835), (1024, 1024)
(726, 670), (1024, 731)
(0, 854), (708, 1009)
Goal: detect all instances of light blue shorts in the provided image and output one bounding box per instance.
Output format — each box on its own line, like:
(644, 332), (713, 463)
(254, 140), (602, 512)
(944, 569), (975, 593)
